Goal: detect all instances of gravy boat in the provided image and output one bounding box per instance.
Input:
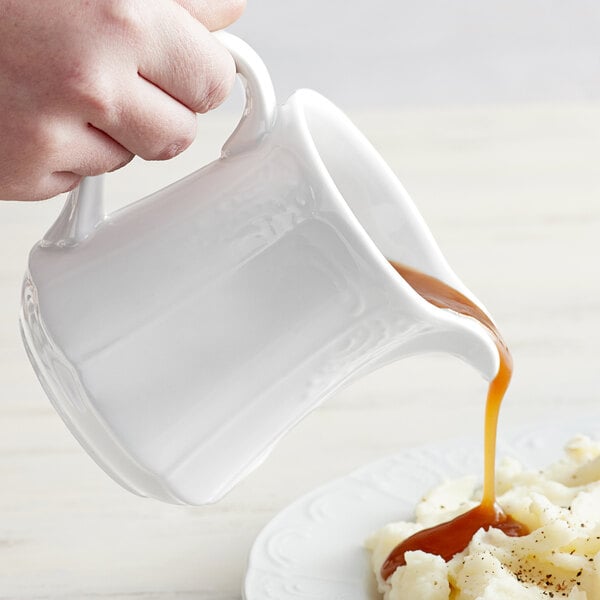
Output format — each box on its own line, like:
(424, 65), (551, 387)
(20, 34), (498, 505)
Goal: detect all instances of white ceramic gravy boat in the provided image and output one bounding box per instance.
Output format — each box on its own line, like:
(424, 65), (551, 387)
(20, 34), (498, 505)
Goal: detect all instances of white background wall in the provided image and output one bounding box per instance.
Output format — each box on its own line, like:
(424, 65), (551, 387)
(230, 1), (600, 108)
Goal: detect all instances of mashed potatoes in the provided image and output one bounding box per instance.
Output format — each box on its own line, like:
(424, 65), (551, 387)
(367, 436), (600, 599)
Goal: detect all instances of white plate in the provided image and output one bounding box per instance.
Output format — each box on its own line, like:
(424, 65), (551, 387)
(243, 413), (600, 599)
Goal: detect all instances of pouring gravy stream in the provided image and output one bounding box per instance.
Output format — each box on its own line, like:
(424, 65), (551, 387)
(381, 261), (528, 581)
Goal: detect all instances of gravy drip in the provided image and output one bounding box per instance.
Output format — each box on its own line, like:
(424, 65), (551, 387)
(380, 262), (528, 581)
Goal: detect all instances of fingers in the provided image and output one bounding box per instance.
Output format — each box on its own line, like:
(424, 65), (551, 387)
(87, 2), (236, 160)
(45, 172), (83, 199)
(89, 75), (198, 161)
(0, 119), (134, 200)
(39, 125), (133, 200)
(59, 125), (135, 177)
(137, 6), (235, 114)
(68, 1), (236, 162)
(174, 0), (246, 31)
(0, 0), (245, 201)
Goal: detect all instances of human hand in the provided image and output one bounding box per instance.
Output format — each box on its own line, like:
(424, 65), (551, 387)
(0, 0), (245, 201)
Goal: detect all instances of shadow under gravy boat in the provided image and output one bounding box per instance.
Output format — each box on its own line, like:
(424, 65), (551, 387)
(20, 33), (499, 505)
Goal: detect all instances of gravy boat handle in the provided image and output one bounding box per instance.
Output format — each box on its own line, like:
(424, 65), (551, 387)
(42, 33), (276, 247)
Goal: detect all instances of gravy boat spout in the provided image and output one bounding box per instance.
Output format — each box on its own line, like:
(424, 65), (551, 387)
(20, 34), (499, 505)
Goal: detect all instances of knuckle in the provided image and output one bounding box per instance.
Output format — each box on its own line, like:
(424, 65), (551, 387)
(86, 152), (134, 177)
(153, 118), (196, 161)
(100, 0), (145, 41)
(195, 55), (235, 113)
(107, 152), (135, 173)
(210, 0), (247, 29)
(60, 174), (84, 194)
(202, 73), (233, 112)
(62, 65), (117, 122)
(154, 143), (184, 161)
(55, 1), (145, 119)
(177, 0), (245, 30)
(228, 0), (247, 21)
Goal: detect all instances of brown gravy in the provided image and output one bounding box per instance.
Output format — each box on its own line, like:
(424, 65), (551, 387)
(380, 261), (528, 581)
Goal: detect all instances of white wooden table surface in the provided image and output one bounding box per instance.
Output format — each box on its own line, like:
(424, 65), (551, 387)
(1, 105), (599, 599)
